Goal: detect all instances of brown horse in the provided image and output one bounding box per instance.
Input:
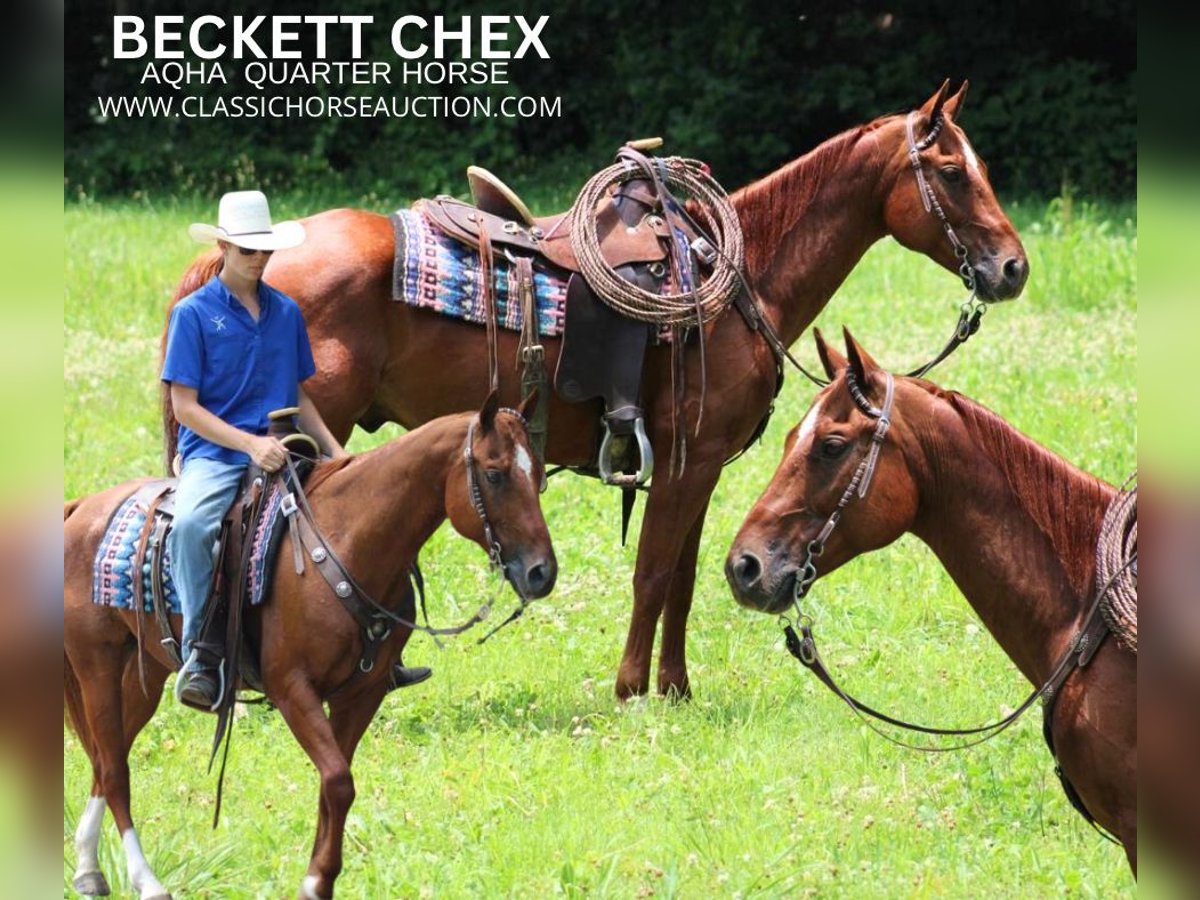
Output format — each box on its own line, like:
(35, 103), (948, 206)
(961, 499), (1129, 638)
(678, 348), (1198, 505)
(64, 395), (556, 899)
(164, 81), (1027, 700)
(725, 330), (1136, 871)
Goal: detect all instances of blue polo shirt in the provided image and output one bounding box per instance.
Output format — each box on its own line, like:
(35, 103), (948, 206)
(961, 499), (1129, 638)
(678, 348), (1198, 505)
(162, 275), (316, 465)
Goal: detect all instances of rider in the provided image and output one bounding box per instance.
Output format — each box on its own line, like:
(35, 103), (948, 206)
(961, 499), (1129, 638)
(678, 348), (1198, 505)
(163, 190), (430, 709)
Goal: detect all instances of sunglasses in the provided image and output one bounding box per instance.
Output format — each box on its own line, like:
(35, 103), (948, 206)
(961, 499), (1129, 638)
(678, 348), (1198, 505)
(236, 246), (274, 257)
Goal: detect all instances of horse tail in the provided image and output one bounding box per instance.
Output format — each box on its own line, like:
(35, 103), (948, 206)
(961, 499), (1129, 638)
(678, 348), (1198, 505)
(161, 249), (222, 474)
(63, 652), (90, 746)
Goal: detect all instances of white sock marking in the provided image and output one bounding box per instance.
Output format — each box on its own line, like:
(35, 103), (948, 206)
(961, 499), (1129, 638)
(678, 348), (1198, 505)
(73, 795), (106, 878)
(302, 874), (330, 899)
(122, 828), (168, 899)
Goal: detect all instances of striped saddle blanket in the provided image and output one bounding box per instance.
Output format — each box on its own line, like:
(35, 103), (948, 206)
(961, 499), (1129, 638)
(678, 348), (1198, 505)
(390, 208), (569, 336)
(92, 481), (290, 613)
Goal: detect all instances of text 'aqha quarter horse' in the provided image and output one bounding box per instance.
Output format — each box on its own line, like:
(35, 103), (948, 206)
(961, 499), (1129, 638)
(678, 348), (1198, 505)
(727, 331), (1136, 871)
(164, 81), (1027, 700)
(65, 396), (556, 899)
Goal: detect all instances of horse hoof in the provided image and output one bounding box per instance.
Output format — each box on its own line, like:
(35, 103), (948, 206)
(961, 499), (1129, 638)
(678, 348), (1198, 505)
(658, 680), (692, 703)
(72, 870), (111, 896)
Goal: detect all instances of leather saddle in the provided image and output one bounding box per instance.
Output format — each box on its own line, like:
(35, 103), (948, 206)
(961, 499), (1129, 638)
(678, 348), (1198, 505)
(135, 410), (323, 710)
(415, 143), (712, 488)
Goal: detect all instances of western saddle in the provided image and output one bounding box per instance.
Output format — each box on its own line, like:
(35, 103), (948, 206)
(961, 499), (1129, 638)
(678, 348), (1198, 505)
(136, 409), (322, 711)
(415, 139), (719, 499)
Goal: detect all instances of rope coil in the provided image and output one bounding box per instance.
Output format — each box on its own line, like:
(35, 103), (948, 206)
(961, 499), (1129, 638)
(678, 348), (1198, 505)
(1097, 479), (1137, 652)
(569, 155), (744, 327)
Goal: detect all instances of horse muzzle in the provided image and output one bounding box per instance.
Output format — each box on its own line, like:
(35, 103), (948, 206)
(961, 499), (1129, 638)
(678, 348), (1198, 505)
(725, 548), (797, 615)
(973, 251), (1028, 302)
(505, 552), (557, 600)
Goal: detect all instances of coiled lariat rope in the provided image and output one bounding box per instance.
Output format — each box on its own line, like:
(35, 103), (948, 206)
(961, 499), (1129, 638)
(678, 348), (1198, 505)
(1097, 476), (1137, 652)
(569, 155), (745, 327)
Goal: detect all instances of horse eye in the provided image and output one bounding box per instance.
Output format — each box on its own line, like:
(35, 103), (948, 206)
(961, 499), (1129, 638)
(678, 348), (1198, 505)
(485, 469), (503, 485)
(939, 166), (963, 184)
(819, 437), (849, 460)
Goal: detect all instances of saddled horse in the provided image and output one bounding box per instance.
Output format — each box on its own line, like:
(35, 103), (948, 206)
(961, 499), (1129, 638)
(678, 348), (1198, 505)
(64, 395), (556, 899)
(726, 330), (1136, 871)
(163, 81), (1027, 700)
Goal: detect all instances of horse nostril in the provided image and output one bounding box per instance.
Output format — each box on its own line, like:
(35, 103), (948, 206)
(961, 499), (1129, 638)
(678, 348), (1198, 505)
(730, 552), (763, 591)
(1003, 256), (1027, 285)
(525, 560), (554, 594)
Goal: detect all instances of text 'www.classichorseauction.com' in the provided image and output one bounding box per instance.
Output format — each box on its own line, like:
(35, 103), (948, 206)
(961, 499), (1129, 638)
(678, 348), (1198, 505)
(95, 14), (562, 120)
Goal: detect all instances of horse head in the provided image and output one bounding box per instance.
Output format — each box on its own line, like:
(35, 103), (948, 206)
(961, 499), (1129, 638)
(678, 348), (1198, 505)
(880, 80), (1028, 302)
(446, 390), (558, 600)
(726, 328), (926, 614)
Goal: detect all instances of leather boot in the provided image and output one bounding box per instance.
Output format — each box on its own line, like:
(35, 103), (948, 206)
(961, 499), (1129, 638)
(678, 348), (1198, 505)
(388, 664), (432, 692)
(176, 644), (224, 712)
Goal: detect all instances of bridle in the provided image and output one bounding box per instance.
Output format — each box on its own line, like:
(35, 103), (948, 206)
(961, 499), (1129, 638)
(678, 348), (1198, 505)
(791, 369), (895, 604)
(750, 110), (989, 389)
(278, 408), (538, 689)
(463, 408), (528, 574)
(778, 372), (1124, 838)
(462, 407), (543, 641)
(905, 111), (978, 298)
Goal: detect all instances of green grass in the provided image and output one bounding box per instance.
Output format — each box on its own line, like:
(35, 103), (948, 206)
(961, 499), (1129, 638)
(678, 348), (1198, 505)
(65, 193), (1135, 897)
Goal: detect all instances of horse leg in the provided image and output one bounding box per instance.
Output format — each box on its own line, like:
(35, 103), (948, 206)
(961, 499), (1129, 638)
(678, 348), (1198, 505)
(66, 654), (111, 896)
(273, 680), (358, 900)
(616, 463), (721, 700)
(70, 645), (171, 900)
(656, 498), (712, 698)
(69, 653), (166, 897)
(329, 684), (388, 763)
(71, 795), (109, 897)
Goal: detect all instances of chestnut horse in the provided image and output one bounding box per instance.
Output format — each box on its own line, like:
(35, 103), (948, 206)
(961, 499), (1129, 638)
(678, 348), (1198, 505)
(164, 81), (1027, 699)
(726, 331), (1135, 871)
(65, 396), (556, 899)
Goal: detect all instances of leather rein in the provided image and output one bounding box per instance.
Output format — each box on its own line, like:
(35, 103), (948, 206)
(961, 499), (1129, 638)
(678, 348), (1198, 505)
(744, 110), (988, 389)
(779, 371), (1119, 765)
(279, 409), (534, 697)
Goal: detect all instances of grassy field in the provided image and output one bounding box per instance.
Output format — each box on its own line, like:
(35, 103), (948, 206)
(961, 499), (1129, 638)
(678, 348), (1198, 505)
(65, 190), (1135, 898)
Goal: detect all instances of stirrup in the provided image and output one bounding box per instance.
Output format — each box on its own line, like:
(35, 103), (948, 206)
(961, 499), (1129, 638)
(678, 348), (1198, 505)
(598, 417), (653, 487)
(174, 647), (226, 713)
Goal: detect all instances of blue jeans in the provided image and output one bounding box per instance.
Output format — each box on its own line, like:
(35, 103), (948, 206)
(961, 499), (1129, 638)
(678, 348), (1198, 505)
(167, 457), (246, 653)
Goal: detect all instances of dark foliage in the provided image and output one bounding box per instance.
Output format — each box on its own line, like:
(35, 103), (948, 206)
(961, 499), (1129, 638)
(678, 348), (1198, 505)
(65, 1), (1134, 200)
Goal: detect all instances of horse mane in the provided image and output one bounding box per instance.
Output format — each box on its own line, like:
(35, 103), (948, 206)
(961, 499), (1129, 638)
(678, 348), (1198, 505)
(300, 413), (472, 496)
(941, 387), (1114, 598)
(301, 453), (358, 495)
(730, 121), (880, 278)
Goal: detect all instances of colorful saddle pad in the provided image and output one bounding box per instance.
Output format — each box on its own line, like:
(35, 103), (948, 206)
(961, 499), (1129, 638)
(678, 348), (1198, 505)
(92, 483), (289, 613)
(390, 208), (568, 336)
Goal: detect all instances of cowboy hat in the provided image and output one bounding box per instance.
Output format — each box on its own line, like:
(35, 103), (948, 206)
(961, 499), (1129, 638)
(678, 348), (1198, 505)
(188, 190), (305, 251)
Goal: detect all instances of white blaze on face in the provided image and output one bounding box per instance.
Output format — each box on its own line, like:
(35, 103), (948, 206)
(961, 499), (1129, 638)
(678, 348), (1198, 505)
(959, 130), (981, 175)
(792, 395), (826, 458)
(514, 443), (534, 483)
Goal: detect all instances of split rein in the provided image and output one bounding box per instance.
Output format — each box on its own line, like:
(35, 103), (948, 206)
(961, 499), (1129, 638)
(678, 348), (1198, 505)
(276, 409), (533, 692)
(751, 110), (987, 389)
(778, 371), (1121, 755)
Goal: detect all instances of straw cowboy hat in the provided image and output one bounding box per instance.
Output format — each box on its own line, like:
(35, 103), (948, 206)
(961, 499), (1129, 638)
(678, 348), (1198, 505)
(188, 190), (305, 251)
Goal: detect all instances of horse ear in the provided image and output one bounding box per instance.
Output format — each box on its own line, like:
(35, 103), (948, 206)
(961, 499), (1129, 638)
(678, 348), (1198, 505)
(843, 327), (881, 387)
(479, 389), (500, 432)
(517, 387), (540, 422)
(814, 327), (847, 380)
(943, 80), (969, 119)
(919, 79), (952, 124)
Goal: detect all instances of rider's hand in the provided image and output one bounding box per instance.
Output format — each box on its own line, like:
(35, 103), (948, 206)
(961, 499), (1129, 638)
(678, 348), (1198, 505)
(246, 435), (288, 473)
